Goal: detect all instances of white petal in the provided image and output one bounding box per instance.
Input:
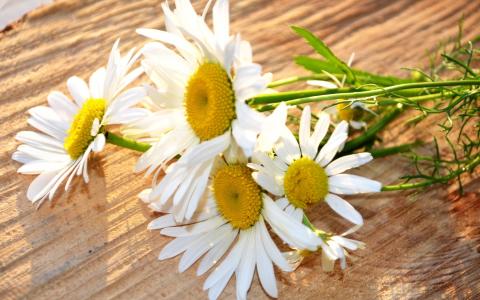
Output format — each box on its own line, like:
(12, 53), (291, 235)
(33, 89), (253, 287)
(204, 231), (247, 289)
(321, 250), (335, 272)
(235, 101), (264, 131)
(208, 269), (235, 300)
(235, 230), (256, 300)
(306, 112), (330, 158)
(178, 224), (230, 272)
(299, 106), (311, 156)
(223, 34), (238, 73)
(325, 193), (363, 225)
(274, 129), (301, 165)
(26, 171), (59, 202)
(291, 208), (304, 223)
(315, 122), (348, 166)
(136, 28), (198, 64)
(91, 134), (106, 153)
(208, 273), (232, 300)
(331, 236), (363, 251)
(17, 161), (67, 174)
(237, 40), (252, 64)
(17, 144), (70, 162)
(148, 215), (176, 230)
(307, 80), (338, 89)
(109, 108), (151, 125)
(327, 240), (346, 269)
(213, 0), (229, 45)
(105, 87), (146, 123)
(262, 195), (321, 251)
(89, 67), (106, 99)
(67, 76), (90, 106)
(47, 91), (77, 121)
(184, 162), (213, 220)
(197, 228), (238, 275)
(90, 118), (101, 136)
(325, 152), (373, 176)
(232, 121), (257, 157)
(257, 216), (292, 272)
(181, 133), (230, 166)
(275, 198), (289, 210)
(328, 174), (382, 194)
(254, 223), (278, 298)
(350, 120), (366, 130)
(252, 172), (283, 196)
(160, 216), (225, 237)
(256, 102), (288, 152)
(15, 131), (65, 152)
(158, 235), (197, 260)
(28, 107), (68, 140)
(234, 64), (262, 91)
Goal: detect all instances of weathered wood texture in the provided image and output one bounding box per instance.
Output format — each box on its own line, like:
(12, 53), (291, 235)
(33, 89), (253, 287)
(1, 0), (479, 299)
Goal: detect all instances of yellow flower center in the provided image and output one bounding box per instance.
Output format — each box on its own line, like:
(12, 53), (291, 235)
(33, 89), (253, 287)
(184, 62), (236, 141)
(336, 102), (363, 122)
(283, 157), (329, 209)
(213, 164), (262, 230)
(64, 98), (106, 159)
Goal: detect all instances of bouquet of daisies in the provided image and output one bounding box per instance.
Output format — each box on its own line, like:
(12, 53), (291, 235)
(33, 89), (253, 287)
(12, 1), (480, 299)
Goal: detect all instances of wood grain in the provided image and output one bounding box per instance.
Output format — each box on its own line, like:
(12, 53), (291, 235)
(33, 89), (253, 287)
(1, 0), (479, 299)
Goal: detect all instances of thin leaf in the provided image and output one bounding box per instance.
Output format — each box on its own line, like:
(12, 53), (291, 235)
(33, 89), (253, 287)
(295, 56), (342, 74)
(292, 25), (355, 82)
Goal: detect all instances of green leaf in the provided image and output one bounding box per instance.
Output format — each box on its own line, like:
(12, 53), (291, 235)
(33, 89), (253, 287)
(296, 56), (415, 86)
(292, 25), (355, 82)
(295, 56), (342, 74)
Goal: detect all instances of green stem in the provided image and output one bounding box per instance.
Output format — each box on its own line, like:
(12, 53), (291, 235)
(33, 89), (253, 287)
(105, 132), (151, 153)
(370, 142), (420, 158)
(267, 72), (415, 88)
(377, 92), (455, 106)
(302, 215), (330, 240)
(253, 87), (364, 103)
(268, 74), (341, 88)
(251, 80), (480, 106)
(441, 54), (478, 77)
(381, 154), (480, 191)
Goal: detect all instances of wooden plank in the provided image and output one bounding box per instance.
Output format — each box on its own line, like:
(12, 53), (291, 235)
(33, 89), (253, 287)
(0, 0), (479, 299)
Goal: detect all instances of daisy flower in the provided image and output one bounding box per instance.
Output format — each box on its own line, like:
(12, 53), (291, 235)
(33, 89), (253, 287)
(249, 105), (382, 226)
(308, 78), (371, 130)
(284, 226), (365, 272)
(141, 152), (327, 300)
(321, 228), (365, 271)
(12, 41), (145, 205)
(131, 0), (283, 221)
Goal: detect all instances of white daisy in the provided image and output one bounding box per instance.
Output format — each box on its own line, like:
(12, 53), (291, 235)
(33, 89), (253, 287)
(308, 78), (370, 130)
(283, 226), (365, 272)
(12, 40), (145, 205)
(249, 105), (382, 226)
(131, 0), (284, 221)
(321, 227), (365, 271)
(142, 153), (327, 300)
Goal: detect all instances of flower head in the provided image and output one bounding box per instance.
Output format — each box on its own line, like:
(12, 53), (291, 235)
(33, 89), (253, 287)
(322, 230), (365, 271)
(130, 0), (285, 221)
(12, 41), (145, 205)
(283, 226), (365, 272)
(250, 105), (382, 226)
(143, 152), (321, 300)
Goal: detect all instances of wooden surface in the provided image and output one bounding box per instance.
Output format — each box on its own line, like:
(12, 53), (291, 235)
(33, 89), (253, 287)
(1, 0), (480, 299)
